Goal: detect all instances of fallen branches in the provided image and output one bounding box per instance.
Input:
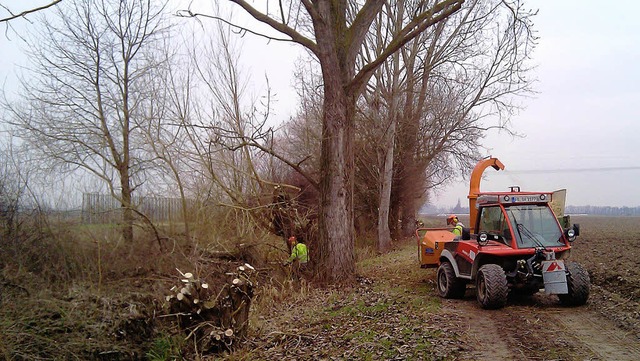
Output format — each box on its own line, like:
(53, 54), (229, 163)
(165, 264), (256, 355)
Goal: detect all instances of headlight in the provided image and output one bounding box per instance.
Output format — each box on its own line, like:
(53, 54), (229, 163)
(566, 228), (576, 242)
(478, 232), (489, 246)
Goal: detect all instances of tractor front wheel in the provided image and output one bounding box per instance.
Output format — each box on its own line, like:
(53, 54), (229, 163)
(437, 262), (466, 299)
(476, 264), (508, 309)
(558, 262), (590, 306)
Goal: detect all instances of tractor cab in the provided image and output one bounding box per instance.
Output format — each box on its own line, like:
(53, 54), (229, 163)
(470, 186), (579, 250)
(416, 187), (578, 270)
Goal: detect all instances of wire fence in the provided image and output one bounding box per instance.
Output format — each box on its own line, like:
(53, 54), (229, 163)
(81, 193), (189, 224)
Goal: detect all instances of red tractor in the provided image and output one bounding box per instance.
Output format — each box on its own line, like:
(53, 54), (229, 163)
(417, 157), (589, 309)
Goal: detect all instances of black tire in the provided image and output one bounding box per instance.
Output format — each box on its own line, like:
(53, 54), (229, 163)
(476, 264), (509, 309)
(437, 262), (467, 299)
(558, 262), (590, 306)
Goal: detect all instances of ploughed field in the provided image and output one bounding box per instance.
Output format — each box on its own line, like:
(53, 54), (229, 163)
(568, 215), (640, 332)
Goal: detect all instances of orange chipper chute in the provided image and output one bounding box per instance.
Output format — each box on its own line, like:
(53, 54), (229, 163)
(417, 157), (505, 269)
(468, 157), (505, 231)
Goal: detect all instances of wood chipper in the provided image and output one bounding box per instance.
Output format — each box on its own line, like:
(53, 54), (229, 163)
(416, 157), (589, 309)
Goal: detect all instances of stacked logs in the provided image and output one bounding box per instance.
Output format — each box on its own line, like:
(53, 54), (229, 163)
(166, 264), (256, 354)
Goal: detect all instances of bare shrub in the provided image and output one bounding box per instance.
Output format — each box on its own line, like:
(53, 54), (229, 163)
(0, 215), (83, 287)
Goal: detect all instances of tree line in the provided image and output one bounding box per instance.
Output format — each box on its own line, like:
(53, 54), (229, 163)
(0, 0), (537, 284)
(419, 204), (640, 217)
(565, 205), (640, 216)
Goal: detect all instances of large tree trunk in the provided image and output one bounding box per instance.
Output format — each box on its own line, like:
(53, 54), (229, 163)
(315, 7), (356, 283)
(396, 133), (421, 238)
(317, 87), (356, 283)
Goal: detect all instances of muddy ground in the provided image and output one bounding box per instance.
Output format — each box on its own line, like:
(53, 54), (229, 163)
(452, 215), (640, 361)
(229, 215), (640, 360)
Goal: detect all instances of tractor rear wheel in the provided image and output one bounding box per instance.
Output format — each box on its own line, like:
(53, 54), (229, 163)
(437, 262), (466, 299)
(558, 262), (590, 306)
(476, 264), (508, 309)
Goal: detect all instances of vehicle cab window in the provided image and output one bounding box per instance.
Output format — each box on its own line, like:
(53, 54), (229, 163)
(504, 205), (564, 248)
(477, 206), (511, 246)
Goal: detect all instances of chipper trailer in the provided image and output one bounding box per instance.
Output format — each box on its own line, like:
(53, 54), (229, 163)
(416, 157), (589, 309)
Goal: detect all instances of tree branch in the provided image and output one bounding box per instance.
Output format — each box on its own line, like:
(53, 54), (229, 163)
(176, 10), (293, 44)
(226, 0), (319, 55)
(0, 0), (62, 23)
(346, 0), (385, 65)
(348, 0), (465, 94)
(219, 135), (319, 191)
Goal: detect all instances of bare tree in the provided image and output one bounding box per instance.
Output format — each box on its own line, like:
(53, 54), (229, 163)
(2, 0), (168, 243)
(352, 0), (535, 241)
(394, 0), (536, 237)
(171, 21), (285, 243)
(369, 1), (406, 252)
(137, 33), (197, 241)
(181, 0), (465, 283)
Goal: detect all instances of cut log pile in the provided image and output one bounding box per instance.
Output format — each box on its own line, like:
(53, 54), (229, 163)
(166, 264), (256, 354)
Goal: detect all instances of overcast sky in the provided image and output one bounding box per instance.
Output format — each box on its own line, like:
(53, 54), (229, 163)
(432, 1), (640, 208)
(2, 1), (639, 208)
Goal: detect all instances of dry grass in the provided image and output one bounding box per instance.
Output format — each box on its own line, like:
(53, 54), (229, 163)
(0, 200), (319, 360)
(10, 214), (636, 359)
(219, 234), (462, 361)
(0, 220), (168, 359)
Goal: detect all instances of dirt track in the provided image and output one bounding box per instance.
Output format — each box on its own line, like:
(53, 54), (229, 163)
(447, 292), (640, 360)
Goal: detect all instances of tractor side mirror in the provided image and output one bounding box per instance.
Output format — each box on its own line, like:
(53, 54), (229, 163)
(461, 227), (471, 240)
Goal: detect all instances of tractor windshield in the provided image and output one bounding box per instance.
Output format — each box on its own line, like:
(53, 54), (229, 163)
(505, 205), (564, 248)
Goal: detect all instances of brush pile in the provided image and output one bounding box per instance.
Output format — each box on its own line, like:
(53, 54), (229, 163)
(166, 264), (256, 354)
